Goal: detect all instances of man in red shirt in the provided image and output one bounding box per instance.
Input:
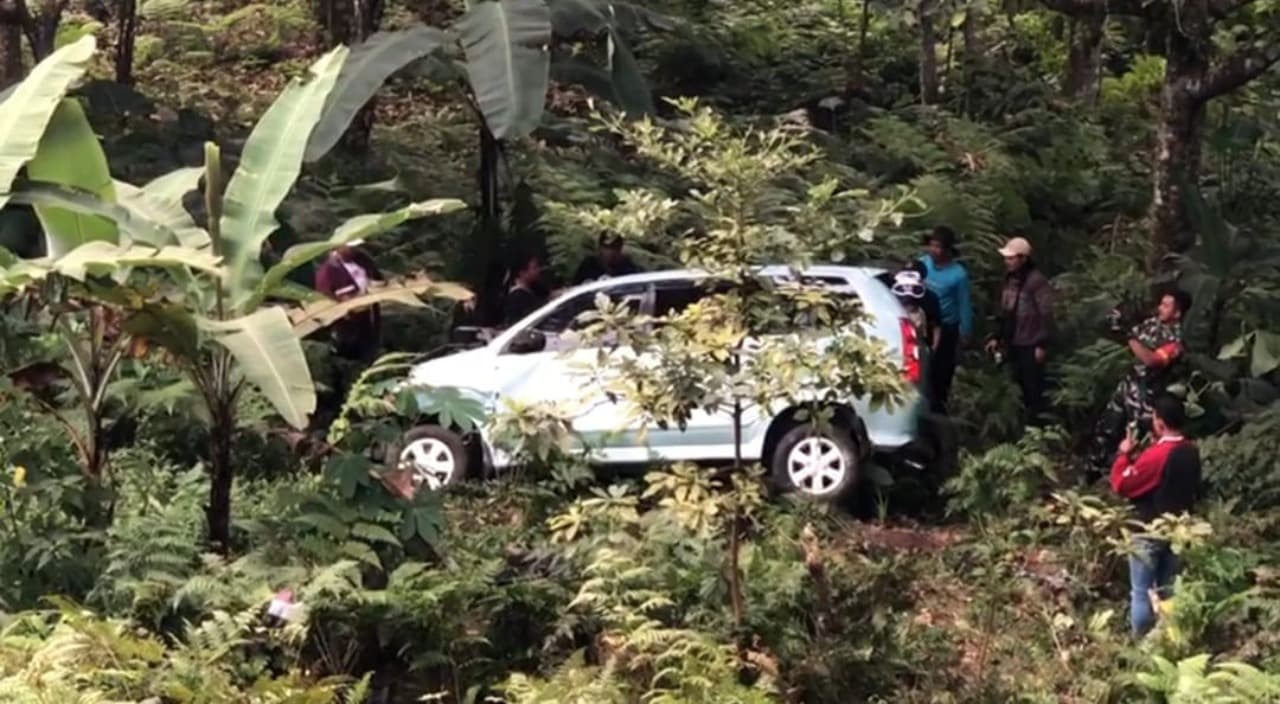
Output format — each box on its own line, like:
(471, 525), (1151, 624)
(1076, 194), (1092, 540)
(1110, 394), (1202, 637)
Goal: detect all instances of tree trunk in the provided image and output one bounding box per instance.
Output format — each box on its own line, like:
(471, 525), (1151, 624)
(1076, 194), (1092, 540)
(478, 123), (501, 225)
(846, 0), (870, 93)
(0, 0), (21, 87)
(26, 0), (63, 61)
(1147, 12), (1210, 268)
(315, 0), (384, 154)
(114, 0), (137, 84)
(206, 400), (234, 551)
(1063, 11), (1105, 101)
(1149, 87), (1203, 268)
(961, 1), (982, 114)
(918, 0), (939, 103)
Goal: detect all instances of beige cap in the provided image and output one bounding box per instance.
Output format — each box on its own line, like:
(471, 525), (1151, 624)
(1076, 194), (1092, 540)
(998, 236), (1032, 257)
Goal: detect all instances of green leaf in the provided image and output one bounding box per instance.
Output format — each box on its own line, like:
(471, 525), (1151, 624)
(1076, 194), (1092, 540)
(1218, 333), (1250, 360)
(9, 182), (186, 250)
(412, 505), (442, 545)
(605, 27), (653, 116)
(46, 240), (222, 281)
(547, 0), (609, 35)
(221, 47), (348, 310)
(305, 26), (447, 162)
(415, 386), (486, 431)
(288, 274), (471, 338)
(325, 451), (372, 499)
(0, 35), (96, 208)
(248, 198), (465, 308)
(340, 542), (378, 570)
(25, 98), (118, 257)
(1251, 331), (1280, 378)
(113, 166), (206, 248)
(298, 512), (350, 538)
(115, 180), (209, 249)
(459, 0), (551, 140)
(198, 307), (317, 429)
(351, 522), (401, 545)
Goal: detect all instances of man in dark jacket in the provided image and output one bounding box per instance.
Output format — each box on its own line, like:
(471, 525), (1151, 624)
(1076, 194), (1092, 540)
(1110, 394), (1201, 637)
(572, 232), (641, 285)
(985, 236), (1054, 424)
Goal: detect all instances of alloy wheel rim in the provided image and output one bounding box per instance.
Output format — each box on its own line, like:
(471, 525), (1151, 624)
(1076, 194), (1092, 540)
(786, 436), (847, 495)
(400, 438), (456, 491)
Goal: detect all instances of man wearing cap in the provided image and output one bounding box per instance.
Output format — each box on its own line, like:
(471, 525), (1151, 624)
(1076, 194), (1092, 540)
(918, 226), (974, 414)
(986, 236), (1055, 424)
(573, 232), (641, 285)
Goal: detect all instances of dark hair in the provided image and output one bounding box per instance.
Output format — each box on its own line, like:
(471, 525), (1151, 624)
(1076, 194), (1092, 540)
(1151, 394), (1187, 431)
(1163, 287), (1193, 316)
(598, 232), (624, 248)
(509, 250), (543, 276)
(923, 225), (958, 253)
(906, 259), (928, 279)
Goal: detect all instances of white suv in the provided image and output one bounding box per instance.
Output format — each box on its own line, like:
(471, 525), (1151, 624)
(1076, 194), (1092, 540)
(395, 265), (941, 503)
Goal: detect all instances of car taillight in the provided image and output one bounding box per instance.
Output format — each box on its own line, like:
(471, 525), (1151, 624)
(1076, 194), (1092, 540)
(900, 317), (921, 384)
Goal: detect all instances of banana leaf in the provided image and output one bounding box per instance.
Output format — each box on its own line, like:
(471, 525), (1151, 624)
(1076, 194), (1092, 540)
(459, 0), (551, 140)
(0, 35), (96, 208)
(305, 26), (448, 163)
(9, 182), (184, 250)
(199, 306), (316, 429)
(26, 98), (119, 258)
(247, 198), (465, 309)
(42, 240), (223, 281)
(220, 46), (347, 309)
(289, 273), (471, 338)
(115, 166), (208, 249)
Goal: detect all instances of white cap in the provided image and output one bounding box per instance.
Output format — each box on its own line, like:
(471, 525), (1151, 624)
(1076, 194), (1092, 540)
(998, 236), (1032, 257)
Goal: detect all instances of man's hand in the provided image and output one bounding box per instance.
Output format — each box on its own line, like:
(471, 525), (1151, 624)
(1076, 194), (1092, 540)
(1034, 346), (1046, 363)
(1118, 429), (1136, 456)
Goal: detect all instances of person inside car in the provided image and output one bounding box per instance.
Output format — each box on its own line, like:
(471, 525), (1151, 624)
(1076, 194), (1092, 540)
(573, 232), (641, 285)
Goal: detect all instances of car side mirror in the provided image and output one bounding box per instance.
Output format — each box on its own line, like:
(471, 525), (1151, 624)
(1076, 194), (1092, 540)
(508, 329), (547, 354)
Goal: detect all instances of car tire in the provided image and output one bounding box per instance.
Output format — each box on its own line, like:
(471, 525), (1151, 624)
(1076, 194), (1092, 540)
(769, 422), (860, 502)
(390, 425), (469, 491)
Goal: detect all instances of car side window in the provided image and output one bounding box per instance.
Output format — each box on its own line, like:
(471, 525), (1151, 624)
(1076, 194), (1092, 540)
(534, 283), (650, 334)
(500, 283), (651, 355)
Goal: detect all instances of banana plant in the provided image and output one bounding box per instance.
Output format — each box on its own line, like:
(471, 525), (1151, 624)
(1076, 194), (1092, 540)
(4, 44), (468, 547)
(305, 0), (665, 159)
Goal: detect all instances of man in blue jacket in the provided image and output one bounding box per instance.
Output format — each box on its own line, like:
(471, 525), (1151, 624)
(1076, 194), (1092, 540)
(918, 226), (974, 414)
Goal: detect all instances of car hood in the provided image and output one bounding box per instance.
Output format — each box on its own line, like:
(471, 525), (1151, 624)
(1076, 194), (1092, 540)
(406, 348), (492, 391)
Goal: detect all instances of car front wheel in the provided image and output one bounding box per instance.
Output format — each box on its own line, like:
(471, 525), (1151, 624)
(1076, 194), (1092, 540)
(392, 426), (469, 491)
(770, 423), (859, 502)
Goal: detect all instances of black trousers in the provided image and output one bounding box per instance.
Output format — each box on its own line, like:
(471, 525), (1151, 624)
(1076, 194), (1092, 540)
(929, 324), (960, 414)
(1009, 344), (1047, 424)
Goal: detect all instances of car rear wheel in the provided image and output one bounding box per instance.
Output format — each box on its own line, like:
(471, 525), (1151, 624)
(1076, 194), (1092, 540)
(391, 426), (469, 491)
(770, 423), (859, 502)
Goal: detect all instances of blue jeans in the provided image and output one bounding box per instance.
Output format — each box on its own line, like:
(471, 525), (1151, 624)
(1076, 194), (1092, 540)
(1129, 537), (1179, 637)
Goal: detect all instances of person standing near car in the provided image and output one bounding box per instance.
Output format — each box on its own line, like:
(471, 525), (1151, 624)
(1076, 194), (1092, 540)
(573, 232), (641, 285)
(503, 251), (549, 327)
(918, 226), (974, 414)
(985, 236), (1054, 425)
(315, 240), (382, 364)
(1110, 394), (1201, 638)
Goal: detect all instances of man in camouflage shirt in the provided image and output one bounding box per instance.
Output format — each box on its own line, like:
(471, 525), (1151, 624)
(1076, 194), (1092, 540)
(1089, 289), (1192, 471)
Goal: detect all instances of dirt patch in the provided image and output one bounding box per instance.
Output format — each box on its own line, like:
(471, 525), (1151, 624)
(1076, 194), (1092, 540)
(840, 520), (968, 553)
